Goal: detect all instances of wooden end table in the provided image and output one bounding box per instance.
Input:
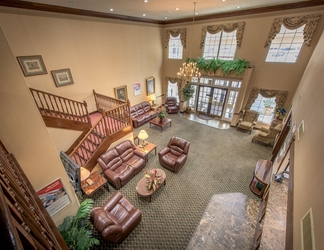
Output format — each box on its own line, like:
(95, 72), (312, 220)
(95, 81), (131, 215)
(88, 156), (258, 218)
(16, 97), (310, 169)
(149, 117), (172, 132)
(136, 169), (166, 202)
(136, 141), (157, 162)
(81, 171), (109, 197)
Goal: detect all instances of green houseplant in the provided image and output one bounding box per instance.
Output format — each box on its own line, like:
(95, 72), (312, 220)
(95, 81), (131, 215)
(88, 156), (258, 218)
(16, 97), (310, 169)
(157, 106), (168, 120)
(181, 83), (195, 101)
(58, 199), (100, 250)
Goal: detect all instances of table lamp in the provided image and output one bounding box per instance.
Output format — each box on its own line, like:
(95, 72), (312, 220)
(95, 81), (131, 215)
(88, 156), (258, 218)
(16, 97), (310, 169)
(80, 167), (91, 181)
(150, 94), (157, 106)
(138, 130), (148, 148)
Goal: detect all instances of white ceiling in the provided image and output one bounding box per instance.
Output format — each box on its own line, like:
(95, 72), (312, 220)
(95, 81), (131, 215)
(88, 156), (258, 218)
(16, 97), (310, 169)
(22, 0), (310, 21)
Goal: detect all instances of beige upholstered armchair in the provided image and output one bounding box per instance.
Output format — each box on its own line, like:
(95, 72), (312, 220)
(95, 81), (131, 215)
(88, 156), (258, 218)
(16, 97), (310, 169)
(236, 109), (259, 134)
(252, 123), (283, 147)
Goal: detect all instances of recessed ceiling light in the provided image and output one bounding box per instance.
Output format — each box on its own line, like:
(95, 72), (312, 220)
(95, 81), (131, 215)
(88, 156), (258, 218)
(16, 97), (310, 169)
(143, 0), (148, 2)
(109, 8), (113, 12)
(175, 8), (179, 11)
(237, 6), (241, 9)
(221, 0), (226, 2)
(165, 17), (168, 19)
(143, 14), (146, 17)
(69, 1), (75, 4)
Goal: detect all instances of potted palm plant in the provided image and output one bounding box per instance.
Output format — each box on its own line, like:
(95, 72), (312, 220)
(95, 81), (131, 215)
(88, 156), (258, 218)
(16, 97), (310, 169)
(262, 99), (276, 115)
(58, 199), (100, 250)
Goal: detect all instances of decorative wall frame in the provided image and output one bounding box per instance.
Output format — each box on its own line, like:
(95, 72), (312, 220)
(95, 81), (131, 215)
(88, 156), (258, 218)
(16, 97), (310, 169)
(146, 77), (155, 95)
(133, 82), (141, 96)
(51, 68), (74, 87)
(114, 85), (128, 101)
(17, 55), (47, 76)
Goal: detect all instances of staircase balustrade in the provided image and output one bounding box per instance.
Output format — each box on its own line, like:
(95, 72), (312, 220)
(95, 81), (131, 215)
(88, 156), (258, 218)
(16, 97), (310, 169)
(30, 88), (91, 125)
(93, 89), (126, 111)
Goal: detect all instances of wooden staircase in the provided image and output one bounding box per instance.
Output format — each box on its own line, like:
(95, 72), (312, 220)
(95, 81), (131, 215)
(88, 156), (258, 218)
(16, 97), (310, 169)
(30, 88), (133, 172)
(30, 88), (92, 131)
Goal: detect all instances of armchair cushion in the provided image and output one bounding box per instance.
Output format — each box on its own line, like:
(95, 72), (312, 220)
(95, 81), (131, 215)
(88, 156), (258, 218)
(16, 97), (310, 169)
(252, 123), (283, 147)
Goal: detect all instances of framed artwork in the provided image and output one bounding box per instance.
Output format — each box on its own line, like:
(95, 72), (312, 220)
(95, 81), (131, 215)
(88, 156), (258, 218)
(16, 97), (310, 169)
(133, 82), (141, 96)
(17, 55), (47, 76)
(51, 68), (74, 87)
(146, 77), (155, 95)
(114, 85), (128, 101)
(37, 178), (71, 217)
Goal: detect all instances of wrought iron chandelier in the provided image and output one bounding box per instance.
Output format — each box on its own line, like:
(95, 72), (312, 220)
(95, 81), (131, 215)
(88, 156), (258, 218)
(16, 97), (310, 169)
(177, 2), (201, 83)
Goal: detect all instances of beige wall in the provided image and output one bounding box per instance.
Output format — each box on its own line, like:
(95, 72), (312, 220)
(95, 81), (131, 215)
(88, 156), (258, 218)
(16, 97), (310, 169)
(291, 29), (324, 250)
(0, 26), (79, 225)
(0, 10), (164, 111)
(163, 6), (324, 112)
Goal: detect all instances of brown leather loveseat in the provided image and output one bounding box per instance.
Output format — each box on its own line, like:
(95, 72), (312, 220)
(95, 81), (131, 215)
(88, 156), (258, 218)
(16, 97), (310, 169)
(90, 191), (142, 244)
(130, 101), (158, 128)
(97, 140), (147, 189)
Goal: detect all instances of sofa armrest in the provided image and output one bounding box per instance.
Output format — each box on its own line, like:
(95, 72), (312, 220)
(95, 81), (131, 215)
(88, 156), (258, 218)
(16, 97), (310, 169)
(133, 148), (147, 160)
(101, 224), (123, 239)
(176, 154), (187, 165)
(158, 147), (170, 157)
(103, 168), (121, 189)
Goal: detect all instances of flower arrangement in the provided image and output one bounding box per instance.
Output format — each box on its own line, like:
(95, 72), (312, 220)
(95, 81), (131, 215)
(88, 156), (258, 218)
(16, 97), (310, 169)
(157, 106), (168, 119)
(275, 106), (286, 117)
(144, 169), (163, 191)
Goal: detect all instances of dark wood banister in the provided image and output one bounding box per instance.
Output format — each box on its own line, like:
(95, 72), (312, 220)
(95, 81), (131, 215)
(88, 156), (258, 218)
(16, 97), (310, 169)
(67, 91), (132, 171)
(30, 88), (91, 125)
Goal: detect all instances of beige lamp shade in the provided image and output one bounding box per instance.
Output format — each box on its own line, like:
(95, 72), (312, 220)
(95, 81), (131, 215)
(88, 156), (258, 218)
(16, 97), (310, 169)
(150, 94), (157, 101)
(80, 167), (91, 181)
(138, 130), (148, 140)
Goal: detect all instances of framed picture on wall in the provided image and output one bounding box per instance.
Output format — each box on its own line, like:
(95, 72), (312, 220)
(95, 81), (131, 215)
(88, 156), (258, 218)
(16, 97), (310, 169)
(146, 77), (155, 95)
(51, 68), (74, 87)
(17, 55), (47, 76)
(114, 85), (128, 101)
(133, 82), (141, 96)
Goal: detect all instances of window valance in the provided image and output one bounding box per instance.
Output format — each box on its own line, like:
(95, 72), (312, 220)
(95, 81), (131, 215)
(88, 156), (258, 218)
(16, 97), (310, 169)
(264, 14), (321, 47)
(245, 88), (288, 109)
(164, 28), (187, 49)
(200, 22), (245, 49)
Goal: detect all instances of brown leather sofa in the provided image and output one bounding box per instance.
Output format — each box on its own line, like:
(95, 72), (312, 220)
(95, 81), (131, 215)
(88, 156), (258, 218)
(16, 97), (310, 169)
(130, 101), (158, 128)
(90, 191), (142, 244)
(165, 97), (180, 114)
(158, 136), (190, 173)
(97, 140), (146, 189)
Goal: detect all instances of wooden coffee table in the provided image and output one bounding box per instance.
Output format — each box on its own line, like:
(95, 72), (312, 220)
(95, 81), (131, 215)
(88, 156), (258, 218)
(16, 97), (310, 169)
(136, 141), (157, 162)
(136, 169), (166, 202)
(149, 117), (172, 132)
(81, 171), (109, 197)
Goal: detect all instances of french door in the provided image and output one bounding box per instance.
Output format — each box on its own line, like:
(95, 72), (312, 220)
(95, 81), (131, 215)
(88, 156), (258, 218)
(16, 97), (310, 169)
(197, 86), (227, 118)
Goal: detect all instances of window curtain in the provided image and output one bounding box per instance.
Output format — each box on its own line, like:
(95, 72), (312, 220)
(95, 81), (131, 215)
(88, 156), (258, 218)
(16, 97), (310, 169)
(164, 28), (187, 49)
(264, 14), (321, 47)
(245, 87), (288, 109)
(165, 77), (182, 100)
(200, 22), (245, 49)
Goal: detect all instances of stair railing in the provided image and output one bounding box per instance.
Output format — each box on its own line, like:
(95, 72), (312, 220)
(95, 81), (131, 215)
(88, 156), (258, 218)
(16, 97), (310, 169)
(68, 100), (132, 168)
(30, 88), (91, 124)
(93, 89), (126, 111)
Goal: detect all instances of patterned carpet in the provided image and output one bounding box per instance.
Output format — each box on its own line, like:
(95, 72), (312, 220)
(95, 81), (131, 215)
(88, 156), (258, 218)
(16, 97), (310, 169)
(78, 114), (272, 250)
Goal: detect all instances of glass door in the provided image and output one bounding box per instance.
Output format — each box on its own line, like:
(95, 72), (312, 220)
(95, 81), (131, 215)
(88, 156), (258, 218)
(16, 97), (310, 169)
(197, 86), (227, 118)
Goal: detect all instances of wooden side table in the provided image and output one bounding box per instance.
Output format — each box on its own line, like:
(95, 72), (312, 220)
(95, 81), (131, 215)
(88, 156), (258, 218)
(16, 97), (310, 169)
(136, 141), (157, 162)
(81, 171), (109, 197)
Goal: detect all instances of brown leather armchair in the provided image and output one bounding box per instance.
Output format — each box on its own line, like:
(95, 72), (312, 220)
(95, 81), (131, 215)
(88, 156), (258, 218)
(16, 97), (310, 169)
(158, 136), (190, 173)
(165, 97), (180, 114)
(90, 191), (142, 244)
